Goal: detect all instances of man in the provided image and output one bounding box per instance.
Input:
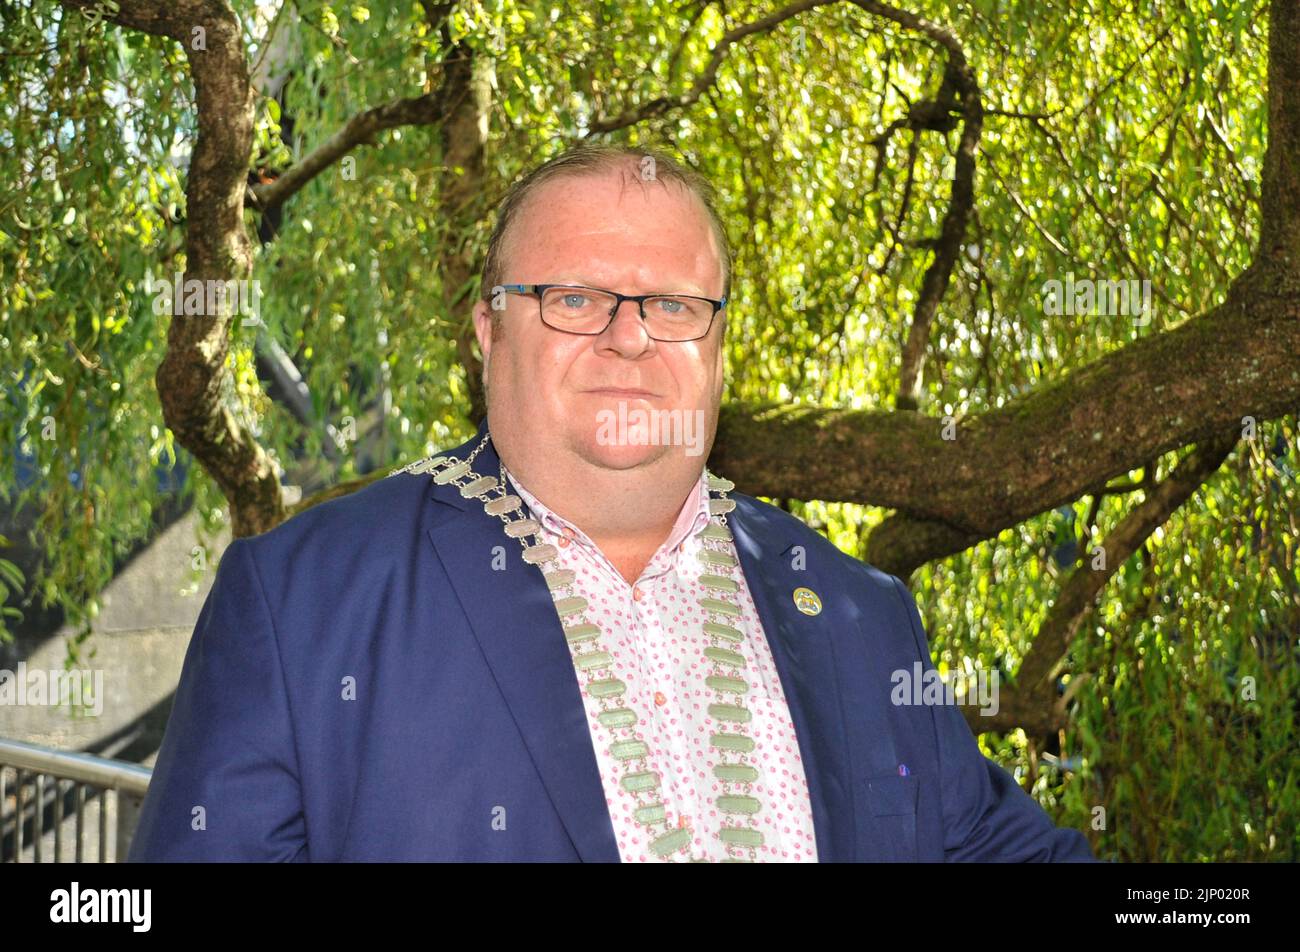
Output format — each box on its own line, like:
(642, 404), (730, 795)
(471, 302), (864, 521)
(129, 144), (1096, 862)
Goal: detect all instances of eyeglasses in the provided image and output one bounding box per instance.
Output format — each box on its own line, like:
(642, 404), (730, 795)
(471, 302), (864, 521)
(496, 283), (727, 342)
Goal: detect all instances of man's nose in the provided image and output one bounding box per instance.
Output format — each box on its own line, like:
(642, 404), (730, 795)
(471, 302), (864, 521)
(598, 297), (653, 353)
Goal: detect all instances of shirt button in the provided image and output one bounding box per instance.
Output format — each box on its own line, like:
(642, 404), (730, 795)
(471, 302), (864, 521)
(654, 691), (667, 706)
(633, 586), (644, 602)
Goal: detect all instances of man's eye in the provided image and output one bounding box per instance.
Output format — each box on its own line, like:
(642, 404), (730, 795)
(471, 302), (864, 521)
(655, 298), (685, 313)
(561, 294), (588, 308)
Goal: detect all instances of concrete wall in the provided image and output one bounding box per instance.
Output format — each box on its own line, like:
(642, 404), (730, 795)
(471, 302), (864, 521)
(1, 511), (230, 862)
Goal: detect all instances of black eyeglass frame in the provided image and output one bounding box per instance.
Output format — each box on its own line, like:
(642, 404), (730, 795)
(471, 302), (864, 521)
(497, 283), (728, 342)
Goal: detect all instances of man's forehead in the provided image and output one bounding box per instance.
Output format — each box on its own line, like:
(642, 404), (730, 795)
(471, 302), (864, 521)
(505, 169), (721, 284)
(516, 167), (708, 227)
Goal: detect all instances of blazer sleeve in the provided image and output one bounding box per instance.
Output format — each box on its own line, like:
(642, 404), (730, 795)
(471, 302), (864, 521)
(127, 537), (308, 861)
(889, 576), (1098, 862)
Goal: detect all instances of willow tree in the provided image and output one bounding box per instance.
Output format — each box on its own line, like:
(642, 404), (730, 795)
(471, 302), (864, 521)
(3, 0), (1296, 860)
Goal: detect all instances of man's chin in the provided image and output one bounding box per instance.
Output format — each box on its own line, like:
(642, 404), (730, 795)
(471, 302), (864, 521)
(575, 436), (670, 471)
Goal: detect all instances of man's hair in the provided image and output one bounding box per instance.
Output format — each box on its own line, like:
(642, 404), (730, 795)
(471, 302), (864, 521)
(479, 143), (733, 321)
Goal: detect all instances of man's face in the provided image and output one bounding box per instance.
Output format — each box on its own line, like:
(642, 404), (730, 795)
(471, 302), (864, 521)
(472, 168), (727, 472)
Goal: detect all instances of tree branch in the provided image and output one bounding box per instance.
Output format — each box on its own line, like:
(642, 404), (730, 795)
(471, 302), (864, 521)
(1258, 0), (1300, 276)
(421, 0), (493, 425)
(57, 0), (196, 39)
(705, 278), (1299, 576)
(61, 0), (287, 537)
(968, 429), (1237, 736)
(251, 84), (455, 210)
(893, 54), (983, 410)
(583, 0), (985, 413)
(585, 0), (839, 135)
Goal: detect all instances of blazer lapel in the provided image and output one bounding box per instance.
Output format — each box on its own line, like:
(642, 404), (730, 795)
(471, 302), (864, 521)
(424, 421), (620, 862)
(730, 501), (857, 862)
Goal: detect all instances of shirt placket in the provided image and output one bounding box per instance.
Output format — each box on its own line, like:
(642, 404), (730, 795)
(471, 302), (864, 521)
(585, 545), (686, 847)
(636, 556), (708, 851)
(509, 472), (731, 860)
(550, 521), (654, 853)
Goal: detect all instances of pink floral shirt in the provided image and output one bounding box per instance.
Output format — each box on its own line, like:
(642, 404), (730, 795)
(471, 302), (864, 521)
(503, 464), (819, 862)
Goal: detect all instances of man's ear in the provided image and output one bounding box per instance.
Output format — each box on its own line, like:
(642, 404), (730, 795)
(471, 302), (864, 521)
(472, 297), (494, 366)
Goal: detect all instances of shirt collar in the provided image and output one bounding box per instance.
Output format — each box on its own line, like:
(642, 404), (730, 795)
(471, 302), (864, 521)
(502, 463), (712, 555)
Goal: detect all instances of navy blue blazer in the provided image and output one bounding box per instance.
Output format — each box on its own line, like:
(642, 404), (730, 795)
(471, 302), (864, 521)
(129, 417), (1096, 862)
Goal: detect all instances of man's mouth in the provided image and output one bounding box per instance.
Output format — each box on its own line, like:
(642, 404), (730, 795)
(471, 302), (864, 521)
(585, 388), (658, 398)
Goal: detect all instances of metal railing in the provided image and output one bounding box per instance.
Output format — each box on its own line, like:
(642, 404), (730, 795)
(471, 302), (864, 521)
(0, 738), (152, 863)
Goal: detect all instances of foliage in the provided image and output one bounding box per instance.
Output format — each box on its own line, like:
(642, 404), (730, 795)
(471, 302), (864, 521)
(0, 0), (1294, 860)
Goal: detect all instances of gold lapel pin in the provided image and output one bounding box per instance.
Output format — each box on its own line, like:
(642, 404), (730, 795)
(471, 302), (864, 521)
(792, 587), (822, 616)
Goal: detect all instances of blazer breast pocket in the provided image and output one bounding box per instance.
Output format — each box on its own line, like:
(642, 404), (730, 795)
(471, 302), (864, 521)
(860, 773), (919, 862)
